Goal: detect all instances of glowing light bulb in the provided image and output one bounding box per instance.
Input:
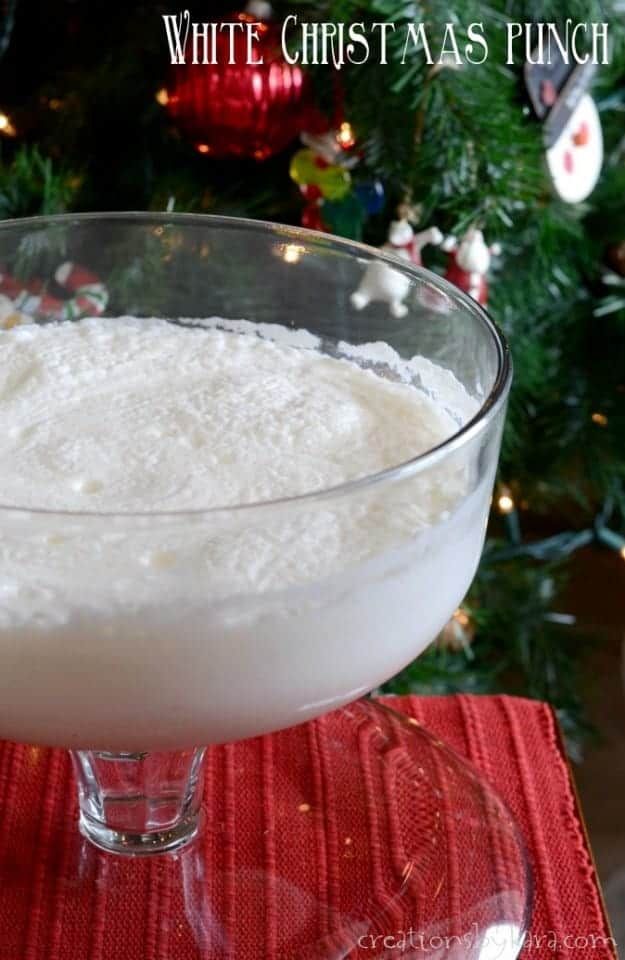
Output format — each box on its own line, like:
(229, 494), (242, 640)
(620, 545), (625, 561)
(497, 491), (515, 515)
(336, 121), (355, 150)
(282, 244), (305, 264)
(197, 143), (210, 155)
(155, 88), (169, 106)
(591, 412), (608, 427)
(0, 112), (16, 137)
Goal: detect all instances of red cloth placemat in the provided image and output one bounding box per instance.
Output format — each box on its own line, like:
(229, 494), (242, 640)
(394, 695), (616, 959)
(0, 694), (616, 959)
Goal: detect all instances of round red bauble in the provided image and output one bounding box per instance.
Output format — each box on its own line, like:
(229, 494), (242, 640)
(165, 12), (310, 160)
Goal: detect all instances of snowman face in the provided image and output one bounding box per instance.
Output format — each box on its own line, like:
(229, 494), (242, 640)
(546, 94), (603, 204)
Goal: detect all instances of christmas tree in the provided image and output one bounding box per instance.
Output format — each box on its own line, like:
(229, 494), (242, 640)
(0, 0), (624, 751)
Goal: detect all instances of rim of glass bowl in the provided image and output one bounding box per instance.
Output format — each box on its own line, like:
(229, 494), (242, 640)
(0, 211), (512, 520)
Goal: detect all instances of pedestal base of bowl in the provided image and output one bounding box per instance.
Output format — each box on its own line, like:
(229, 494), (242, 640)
(0, 700), (531, 959)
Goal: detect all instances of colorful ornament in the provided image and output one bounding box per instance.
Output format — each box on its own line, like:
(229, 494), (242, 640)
(0, 262), (108, 324)
(291, 125), (357, 236)
(163, 10), (310, 160)
(289, 148), (352, 201)
(442, 228), (500, 308)
(525, 51), (602, 204)
(354, 180), (386, 216)
(290, 121), (385, 240)
(351, 208), (443, 318)
(322, 194), (366, 240)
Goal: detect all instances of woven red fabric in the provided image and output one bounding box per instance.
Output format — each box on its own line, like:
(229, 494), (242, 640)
(0, 695), (616, 959)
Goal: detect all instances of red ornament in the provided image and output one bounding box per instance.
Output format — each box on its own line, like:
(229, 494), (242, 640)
(164, 12), (310, 160)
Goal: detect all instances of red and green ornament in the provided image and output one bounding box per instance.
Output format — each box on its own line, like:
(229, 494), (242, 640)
(289, 125), (385, 240)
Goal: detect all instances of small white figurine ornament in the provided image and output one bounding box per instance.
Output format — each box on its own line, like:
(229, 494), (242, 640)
(442, 228), (501, 308)
(351, 204), (443, 318)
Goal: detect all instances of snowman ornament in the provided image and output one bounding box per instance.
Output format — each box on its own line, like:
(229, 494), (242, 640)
(442, 228), (500, 307)
(351, 208), (443, 318)
(525, 54), (603, 204)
